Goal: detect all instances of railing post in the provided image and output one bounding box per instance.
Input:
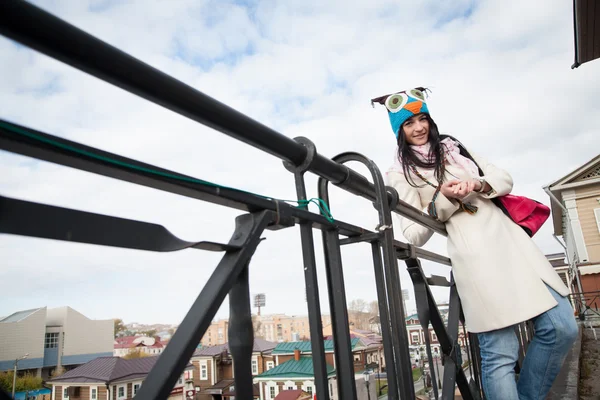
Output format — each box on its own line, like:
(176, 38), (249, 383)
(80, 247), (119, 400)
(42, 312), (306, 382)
(228, 265), (255, 399)
(370, 243), (400, 399)
(135, 211), (273, 400)
(322, 228), (358, 400)
(283, 137), (330, 400)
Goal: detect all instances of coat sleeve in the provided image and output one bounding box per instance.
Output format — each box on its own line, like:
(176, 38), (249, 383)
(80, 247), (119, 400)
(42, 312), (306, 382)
(387, 171), (458, 247)
(472, 153), (514, 199)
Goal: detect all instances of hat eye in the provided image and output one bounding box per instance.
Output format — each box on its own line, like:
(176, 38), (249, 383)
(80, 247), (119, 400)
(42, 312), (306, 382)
(408, 88), (426, 102)
(385, 93), (408, 113)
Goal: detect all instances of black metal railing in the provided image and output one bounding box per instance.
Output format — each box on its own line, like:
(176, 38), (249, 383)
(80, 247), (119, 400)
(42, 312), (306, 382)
(570, 290), (600, 320)
(0, 2), (522, 399)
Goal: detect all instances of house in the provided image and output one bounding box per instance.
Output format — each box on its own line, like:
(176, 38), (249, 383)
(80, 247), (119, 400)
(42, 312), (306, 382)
(46, 356), (194, 400)
(191, 338), (276, 399)
(322, 331), (384, 373)
(273, 389), (312, 400)
(113, 336), (165, 357)
(0, 307), (113, 379)
(405, 312), (467, 364)
(546, 154), (600, 311)
(253, 350), (337, 400)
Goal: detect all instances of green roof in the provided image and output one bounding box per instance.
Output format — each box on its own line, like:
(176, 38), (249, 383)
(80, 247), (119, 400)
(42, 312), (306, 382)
(272, 338), (361, 355)
(256, 356), (335, 379)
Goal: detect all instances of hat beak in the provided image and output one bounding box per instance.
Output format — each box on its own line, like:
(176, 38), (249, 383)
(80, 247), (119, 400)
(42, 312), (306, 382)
(403, 101), (423, 115)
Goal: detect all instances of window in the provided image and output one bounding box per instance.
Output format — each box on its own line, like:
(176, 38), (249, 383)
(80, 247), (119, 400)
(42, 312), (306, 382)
(118, 385), (126, 399)
(306, 386), (313, 395)
(90, 387), (97, 400)
(431, 332), (437, 341)
(266, 361), (274, 370)
(133, 384), (140, 395)
(594, 208), (600, 233)
(269, 387), (276, 398)
(411, 332), (420, 343)
(63, 387), (69, 399)
(200, 361), (208, 380)
(45, 333), (59, 348)
(178, 376), (183, 385)
(353, 354), (361, 362)
(251, 357), (258, 374)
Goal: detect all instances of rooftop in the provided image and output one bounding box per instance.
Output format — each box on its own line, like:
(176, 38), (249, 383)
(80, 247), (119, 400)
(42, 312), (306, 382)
(193, 338), (277, 357)
(272, 338), (361, 355)
(255, 356), (335, 379)
(0, 308), (42, 323)
(48, 356), (192, 384)
(274, 389), (311, 400)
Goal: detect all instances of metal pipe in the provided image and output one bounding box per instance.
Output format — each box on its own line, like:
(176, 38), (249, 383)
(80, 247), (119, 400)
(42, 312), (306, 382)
(543, 186), (586, 312)
(0, 0), (446, 235)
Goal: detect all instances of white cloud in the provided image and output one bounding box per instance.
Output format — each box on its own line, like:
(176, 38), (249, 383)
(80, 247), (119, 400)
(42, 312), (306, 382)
(1, 0), (599, 326)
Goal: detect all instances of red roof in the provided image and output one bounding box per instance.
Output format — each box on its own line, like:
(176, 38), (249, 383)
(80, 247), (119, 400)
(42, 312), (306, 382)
(114, 336), (165, 349)
(274, 390), (308, 400)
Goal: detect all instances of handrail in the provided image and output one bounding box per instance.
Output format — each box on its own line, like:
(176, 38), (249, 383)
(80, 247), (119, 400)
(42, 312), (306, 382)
(0, 0), (446, 236)
(0, 3), (492, 400)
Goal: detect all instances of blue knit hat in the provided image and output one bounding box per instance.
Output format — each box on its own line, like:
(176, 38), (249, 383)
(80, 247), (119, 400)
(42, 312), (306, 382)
(371, 87), (430, 138)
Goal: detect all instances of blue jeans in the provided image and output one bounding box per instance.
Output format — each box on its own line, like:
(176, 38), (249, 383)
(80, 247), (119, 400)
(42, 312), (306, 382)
(477, 285), (578, 400)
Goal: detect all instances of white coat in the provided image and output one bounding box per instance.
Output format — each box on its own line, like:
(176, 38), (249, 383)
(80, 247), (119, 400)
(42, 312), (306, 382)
(387, 153), (569, 333)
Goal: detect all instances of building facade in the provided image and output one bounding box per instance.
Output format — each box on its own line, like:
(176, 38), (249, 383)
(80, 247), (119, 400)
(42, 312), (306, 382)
(191, 338), (276, 399)
(547, 155), (600, 310)
(200, 314), (333, 347)
(0, 307), (113, 378)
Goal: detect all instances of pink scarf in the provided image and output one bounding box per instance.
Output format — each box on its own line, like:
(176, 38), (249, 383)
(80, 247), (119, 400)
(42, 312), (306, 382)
(388, 137), (479, 178)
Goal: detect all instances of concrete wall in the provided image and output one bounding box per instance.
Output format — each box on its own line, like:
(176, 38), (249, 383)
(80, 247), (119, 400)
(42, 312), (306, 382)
(0, 308), (46, 371)
(61, 307), (113, 362)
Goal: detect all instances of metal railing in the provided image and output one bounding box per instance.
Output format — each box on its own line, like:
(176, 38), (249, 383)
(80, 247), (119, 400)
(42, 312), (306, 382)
(570, 290), (600, 320)
(0, 1), (516, 399)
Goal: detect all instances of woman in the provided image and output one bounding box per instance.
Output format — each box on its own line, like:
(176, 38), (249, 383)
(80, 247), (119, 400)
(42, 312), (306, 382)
(372, 87), (578, 400)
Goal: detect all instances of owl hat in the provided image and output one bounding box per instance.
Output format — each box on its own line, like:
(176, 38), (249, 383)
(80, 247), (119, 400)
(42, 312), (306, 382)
(371, 87), (430, 138)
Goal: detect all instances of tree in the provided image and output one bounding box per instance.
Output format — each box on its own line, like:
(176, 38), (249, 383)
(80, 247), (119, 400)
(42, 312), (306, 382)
(123, 349), (152, 359)
(0, 372), (43, 393)
(348, 299), (370, 330)
(144, 329), (157, 338)
(114, 319), (126, 338)
(252, 315), (263, 338)
(369, 301), (379, 317)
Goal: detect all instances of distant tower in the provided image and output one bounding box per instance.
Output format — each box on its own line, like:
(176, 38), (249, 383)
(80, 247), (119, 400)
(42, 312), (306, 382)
(401, 289), (410, 317)
(254, 294), (266, 316)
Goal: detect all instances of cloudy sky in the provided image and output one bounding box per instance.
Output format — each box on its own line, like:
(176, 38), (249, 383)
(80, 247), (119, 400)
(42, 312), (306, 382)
(1, 0), (599, 328)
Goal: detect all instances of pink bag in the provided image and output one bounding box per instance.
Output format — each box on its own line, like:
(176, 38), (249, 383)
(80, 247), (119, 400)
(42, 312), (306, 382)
(495, 194), (551, 237)
(444, 135), (551, 237)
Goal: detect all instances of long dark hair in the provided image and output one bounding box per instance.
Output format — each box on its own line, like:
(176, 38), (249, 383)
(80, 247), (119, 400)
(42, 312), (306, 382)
(396, 114), (446, 187)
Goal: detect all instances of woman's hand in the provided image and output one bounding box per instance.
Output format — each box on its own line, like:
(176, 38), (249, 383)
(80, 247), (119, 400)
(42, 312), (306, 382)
(440, 179), (482, 199)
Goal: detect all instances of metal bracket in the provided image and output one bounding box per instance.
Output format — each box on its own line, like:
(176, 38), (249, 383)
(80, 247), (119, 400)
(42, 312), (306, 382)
(445, 340), (462, 367)
(396, 243), (417, 260)
(283, 136), (317, 174)
(339, 232), (381, 246)
(267, 200), (295, 230)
